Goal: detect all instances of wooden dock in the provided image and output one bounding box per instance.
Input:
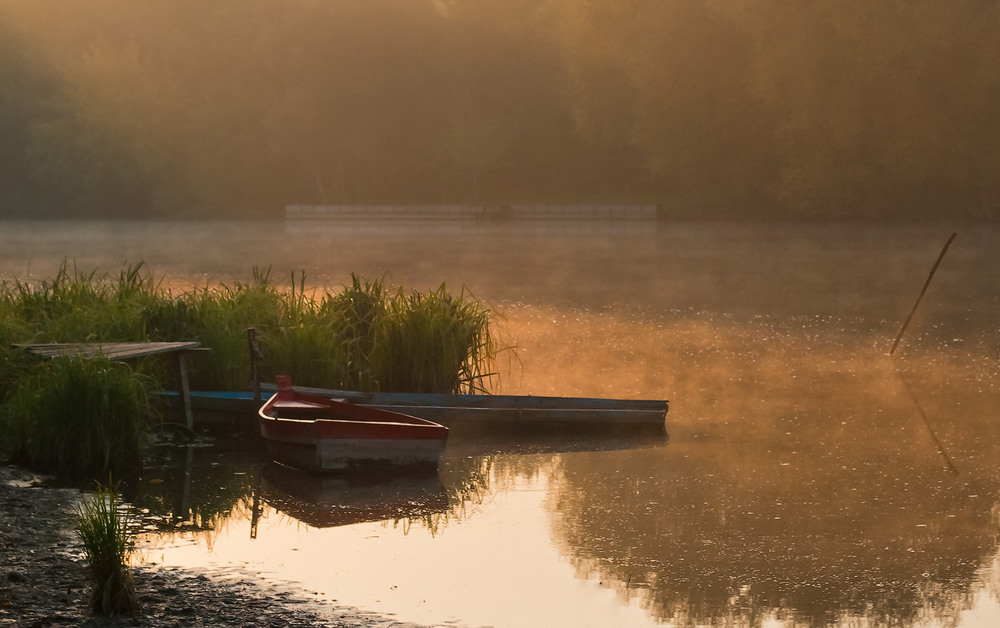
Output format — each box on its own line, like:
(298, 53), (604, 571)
(17, 342), (206, 428)
(158, 384), (668, 433)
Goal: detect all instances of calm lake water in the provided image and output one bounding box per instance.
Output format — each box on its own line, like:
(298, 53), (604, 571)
(4, 218), (1000, 627)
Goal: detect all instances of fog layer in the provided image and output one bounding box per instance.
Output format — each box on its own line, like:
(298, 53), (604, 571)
(2, 1), (999, 220)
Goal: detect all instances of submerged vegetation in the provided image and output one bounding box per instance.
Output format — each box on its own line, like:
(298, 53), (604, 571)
(0, 262), (501, 478)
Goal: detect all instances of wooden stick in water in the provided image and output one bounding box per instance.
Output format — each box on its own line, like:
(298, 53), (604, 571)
(889, 232), (957, 355)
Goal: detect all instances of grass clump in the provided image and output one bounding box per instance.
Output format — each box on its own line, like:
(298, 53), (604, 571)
(316, 274), (388, 391)
(0, 355), (157, 477)
(373, 284), (498, 393)
(187, 271), (501, 394)
(5, 260), (165, 343)
(76, 481), (139, 616)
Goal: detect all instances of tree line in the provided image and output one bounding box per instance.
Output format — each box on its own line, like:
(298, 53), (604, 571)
(1, 0), (998, 221)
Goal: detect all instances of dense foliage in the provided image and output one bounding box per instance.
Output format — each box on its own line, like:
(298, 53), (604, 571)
(1, 1), (997, 220)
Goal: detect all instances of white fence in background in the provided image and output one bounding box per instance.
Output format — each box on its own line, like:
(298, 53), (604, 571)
(286, 204), (659, 221)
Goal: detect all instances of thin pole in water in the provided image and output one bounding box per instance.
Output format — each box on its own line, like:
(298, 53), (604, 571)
(889, 232), (957, 355)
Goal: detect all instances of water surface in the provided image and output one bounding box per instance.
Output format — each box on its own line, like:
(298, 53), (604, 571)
(4, 219), (999, 626)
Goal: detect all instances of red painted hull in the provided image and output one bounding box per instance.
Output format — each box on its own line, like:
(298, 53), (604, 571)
(258, 376), (448, 472)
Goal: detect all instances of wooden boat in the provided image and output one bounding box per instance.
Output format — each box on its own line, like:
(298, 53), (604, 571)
(258, 376), (449, 472)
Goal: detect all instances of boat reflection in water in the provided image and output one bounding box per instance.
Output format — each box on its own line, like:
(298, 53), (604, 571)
(251, 423), (667, 535)
(255, 462), (450, 532)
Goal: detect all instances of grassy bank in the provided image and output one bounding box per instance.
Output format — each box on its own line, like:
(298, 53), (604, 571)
(0, 262), (501, 477)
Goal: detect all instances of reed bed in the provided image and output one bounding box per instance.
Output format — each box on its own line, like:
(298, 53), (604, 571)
(1, 355), (156, 477)
(0, 262), (501, 477)
(0, 262), (499, 390)
(76, 481), (140, 616)
(373, 284), (498, 393)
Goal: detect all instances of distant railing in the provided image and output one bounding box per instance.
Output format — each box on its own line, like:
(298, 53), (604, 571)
(285, 204), (660, 221)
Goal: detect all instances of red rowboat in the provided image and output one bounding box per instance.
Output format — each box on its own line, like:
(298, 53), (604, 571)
(258, 376), (449, 472)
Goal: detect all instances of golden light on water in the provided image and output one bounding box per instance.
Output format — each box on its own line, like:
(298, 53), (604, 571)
(6, 219), (1000, 626)
(140, 470), (663, 628)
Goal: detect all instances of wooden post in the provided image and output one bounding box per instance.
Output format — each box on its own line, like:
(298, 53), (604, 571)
(247, 327), (261, 403)
(177, 351), (194, 430)
(890, 232), (957, 355)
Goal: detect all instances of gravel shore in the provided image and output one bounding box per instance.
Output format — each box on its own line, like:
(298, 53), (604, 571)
(0, 465), (432, 627)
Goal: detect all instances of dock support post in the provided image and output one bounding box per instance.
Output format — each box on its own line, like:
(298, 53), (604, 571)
(177, 351), (194, 429)
(247, 327), (262, 403)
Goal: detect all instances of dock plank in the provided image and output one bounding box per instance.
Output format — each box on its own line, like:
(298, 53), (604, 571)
(16, 341), (204, 429)
(17, 341), (201, 360)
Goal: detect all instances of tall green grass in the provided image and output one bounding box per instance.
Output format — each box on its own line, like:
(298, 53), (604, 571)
(316, 274), (387, 391)
(4, 260), (165, 342)
(0, 262), (501, 475)
(166, 270), (500, 393)
(1, 355), (157, 477)
(373, 284), (498, 393)
(76, 481), (139, 616)
(0, 295), (33, 408)
(1, 262), (501, 393)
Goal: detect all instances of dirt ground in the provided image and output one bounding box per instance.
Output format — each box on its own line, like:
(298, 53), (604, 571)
(0, 465), (432, 628)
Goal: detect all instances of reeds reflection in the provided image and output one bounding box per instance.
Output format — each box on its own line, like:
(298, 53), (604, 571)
(132, 440), (495, 541)
(130, 442), (259, 538)
(537, 312), (1000, 626)
(132, 423), (653, 544)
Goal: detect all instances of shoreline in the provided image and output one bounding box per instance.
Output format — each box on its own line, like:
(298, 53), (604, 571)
(0, 465), (430, 627)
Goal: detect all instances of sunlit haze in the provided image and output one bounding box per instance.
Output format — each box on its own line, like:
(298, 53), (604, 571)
(1, 1), (999, 220)
(3, 1), (1000, 626)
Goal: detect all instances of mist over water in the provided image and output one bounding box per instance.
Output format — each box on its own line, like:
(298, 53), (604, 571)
(4, 219), (999, 626)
